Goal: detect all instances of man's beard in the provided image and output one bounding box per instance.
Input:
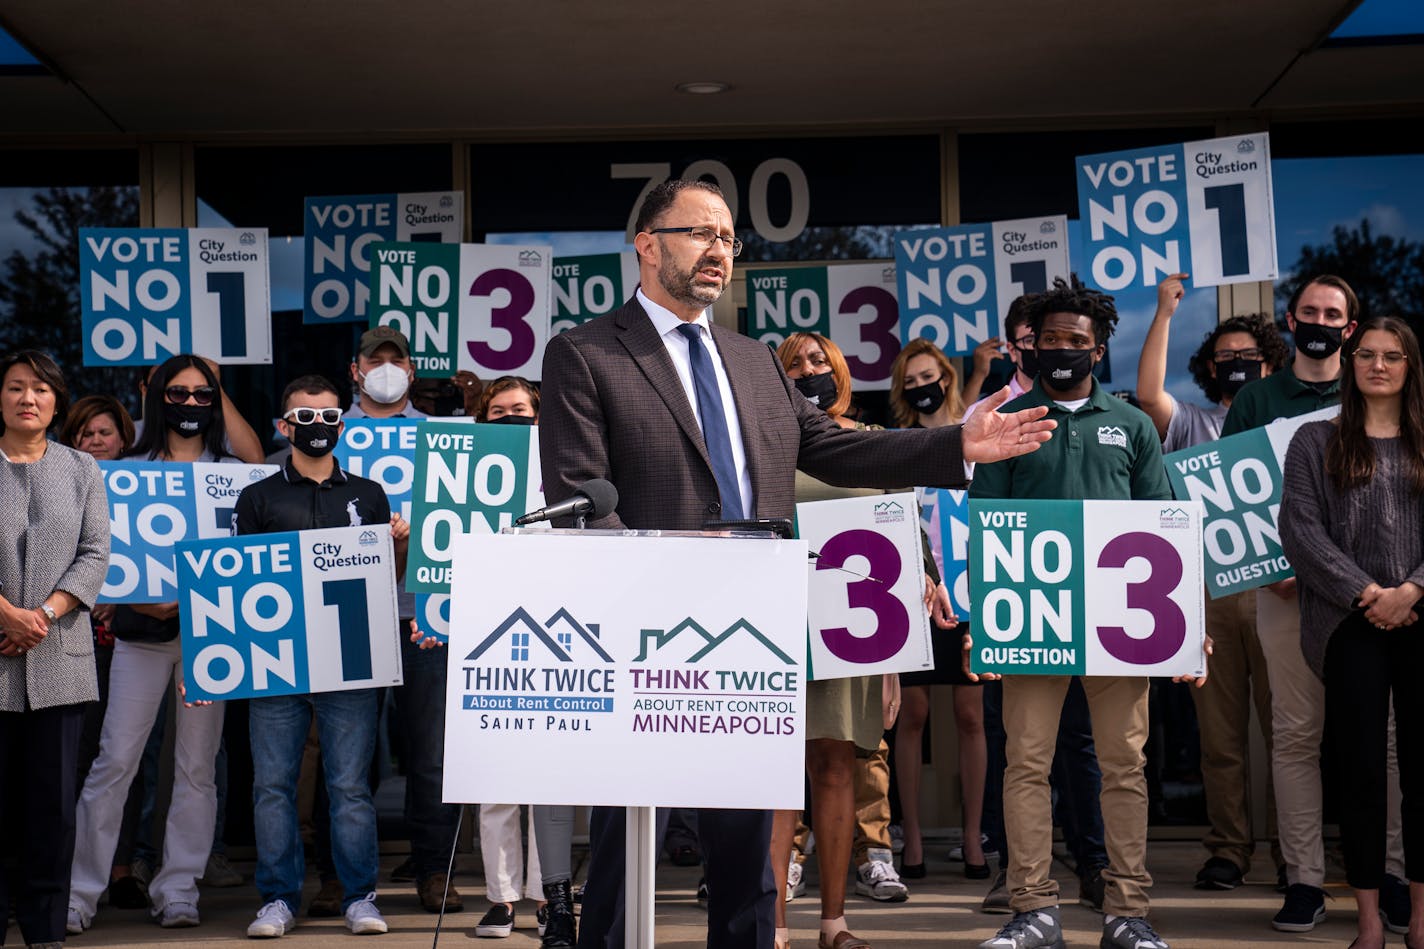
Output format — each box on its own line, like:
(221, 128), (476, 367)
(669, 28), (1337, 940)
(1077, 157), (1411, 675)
(658, 253), (725, 309)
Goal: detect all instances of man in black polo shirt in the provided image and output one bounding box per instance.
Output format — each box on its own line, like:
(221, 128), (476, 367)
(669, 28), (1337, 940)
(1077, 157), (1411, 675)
(235, 374), (409, 940)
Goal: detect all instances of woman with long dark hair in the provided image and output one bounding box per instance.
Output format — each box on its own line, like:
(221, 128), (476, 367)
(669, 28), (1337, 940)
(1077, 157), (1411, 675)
(68, 354), (235, 933)
(1281, 316), (1424, 949)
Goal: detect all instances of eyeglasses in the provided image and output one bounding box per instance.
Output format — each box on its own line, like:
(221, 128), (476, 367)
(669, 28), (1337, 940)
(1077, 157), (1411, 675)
(1009, 333), (1036, 350)
(165, 385), (217, 405)
(647, 226), (744, 257)
(1352, 349), (1408, 366)
(1212, 348), (1265, 363)
(283, 407), (343, 425)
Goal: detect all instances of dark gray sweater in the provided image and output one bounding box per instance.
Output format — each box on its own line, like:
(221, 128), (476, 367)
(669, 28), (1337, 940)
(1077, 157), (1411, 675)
(1279, 420), (1424, 679)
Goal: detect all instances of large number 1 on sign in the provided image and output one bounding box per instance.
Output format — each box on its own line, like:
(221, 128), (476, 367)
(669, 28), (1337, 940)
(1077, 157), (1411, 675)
(815, 529), (908, 663)
(206, 272), (247, 358)
(322, 578), (373, 681)
(1203, 184), (1249, 277)
(1095, 532), (1185, 664)
(467, 269), (536, 370)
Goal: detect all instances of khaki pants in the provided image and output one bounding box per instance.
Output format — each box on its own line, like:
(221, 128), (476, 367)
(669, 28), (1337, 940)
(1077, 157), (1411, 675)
(853, 740), (892, 866)
(1193, 589), (1280, 874)
(1257, 591), (1405, 886)
(1003, 676), (1150, 916)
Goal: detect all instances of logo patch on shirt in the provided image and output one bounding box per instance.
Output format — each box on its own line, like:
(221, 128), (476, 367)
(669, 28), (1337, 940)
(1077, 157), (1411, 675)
(1097, 425), (1128, 448)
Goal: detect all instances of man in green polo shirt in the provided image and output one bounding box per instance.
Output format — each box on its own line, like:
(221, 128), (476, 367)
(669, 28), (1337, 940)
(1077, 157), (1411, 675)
(971, 276), (1173, 949)
(1219, 275), (1408, 935)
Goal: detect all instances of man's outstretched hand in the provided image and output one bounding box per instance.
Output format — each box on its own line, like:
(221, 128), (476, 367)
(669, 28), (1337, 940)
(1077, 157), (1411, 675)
(960, 386), (1056, 464)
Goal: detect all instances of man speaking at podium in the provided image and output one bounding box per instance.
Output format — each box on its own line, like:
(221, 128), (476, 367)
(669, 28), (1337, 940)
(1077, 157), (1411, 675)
(539, 179), (1056, 949)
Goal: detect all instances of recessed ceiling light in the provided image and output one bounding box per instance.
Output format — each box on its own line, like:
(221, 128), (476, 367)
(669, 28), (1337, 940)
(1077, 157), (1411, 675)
(675, 81), (731, 95)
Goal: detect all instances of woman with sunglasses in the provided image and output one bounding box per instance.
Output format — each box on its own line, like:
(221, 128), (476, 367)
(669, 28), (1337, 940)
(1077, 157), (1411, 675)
(68, 355), (239, 933)
(1280, 317), (1424, 949)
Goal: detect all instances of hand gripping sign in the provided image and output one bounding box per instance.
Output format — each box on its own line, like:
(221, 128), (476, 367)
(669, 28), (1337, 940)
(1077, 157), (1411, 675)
(304, 191), (463, 324)
(99, 461), (278, 603)
(176, 524), (402, 702)
(796, 492), (932, 679)
(894, 216), (1070, 357)
(1164, 406), (1338, 598)
(968, 499), (1206, 677)
(1076, 133), (1277, 291)
(369, 241), (553, 379)
(80, 227), (272, 366)
(746, 262), (903, 391)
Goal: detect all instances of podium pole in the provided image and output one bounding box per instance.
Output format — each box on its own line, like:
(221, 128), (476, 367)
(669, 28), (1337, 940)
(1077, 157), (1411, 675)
(624, 805), (657, 948)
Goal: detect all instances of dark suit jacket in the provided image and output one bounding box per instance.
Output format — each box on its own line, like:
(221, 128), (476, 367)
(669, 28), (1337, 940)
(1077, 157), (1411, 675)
(539, 298), (970, 531)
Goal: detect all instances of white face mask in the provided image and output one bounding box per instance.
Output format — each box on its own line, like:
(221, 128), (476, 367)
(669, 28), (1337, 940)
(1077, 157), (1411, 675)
(359, 362), (411, 404)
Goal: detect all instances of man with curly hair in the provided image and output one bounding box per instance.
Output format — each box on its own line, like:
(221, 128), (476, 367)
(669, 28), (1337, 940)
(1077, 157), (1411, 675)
(1136, 275), (1289, 894)
(971, 276), (1187, 949)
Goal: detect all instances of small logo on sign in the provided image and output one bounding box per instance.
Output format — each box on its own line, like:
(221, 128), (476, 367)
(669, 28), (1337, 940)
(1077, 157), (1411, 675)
(1237, 138), (1256, 154)
(239, 232), (257, 245)
(873, 500), (906, 524)
(248, 467), (266, 481)
(358, 530), (379, 546)
(882, 266), (896, 283)
(1097, 425), (1128, 448)
(1158, 507), (1191, 530)
(439, 194), (454, 208)
(1040, 220), (1057, 234)
(518, 249), (543, 267)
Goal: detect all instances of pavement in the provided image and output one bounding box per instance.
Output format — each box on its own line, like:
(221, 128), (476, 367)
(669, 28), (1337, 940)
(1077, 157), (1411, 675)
(30, 839), (1377, 948)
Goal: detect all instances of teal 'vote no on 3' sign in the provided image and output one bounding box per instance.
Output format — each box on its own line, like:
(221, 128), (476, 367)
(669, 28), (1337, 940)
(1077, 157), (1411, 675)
(968, 499), (1206, 678)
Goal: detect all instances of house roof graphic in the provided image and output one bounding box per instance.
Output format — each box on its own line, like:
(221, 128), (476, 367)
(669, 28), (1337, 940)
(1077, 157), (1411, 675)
(634, 617), (796, 665)
(464, 606), (612, 663)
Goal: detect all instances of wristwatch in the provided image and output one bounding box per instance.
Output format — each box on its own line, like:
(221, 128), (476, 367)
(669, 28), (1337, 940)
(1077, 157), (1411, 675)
(40, 604), (57, 623)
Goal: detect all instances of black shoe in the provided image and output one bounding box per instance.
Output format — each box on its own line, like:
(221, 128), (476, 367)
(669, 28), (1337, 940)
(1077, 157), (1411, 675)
(391, 855), (416, 883)
(107, 875), (150, 909)
(668, 844), (702, 867)
(1193, 856), (1243, 890)
(1272, 883), (1326, 932)
(541, 880), (577, 949)
(1078, 866), (1105, 914)
(900, 861), (926, 879)
(696, 877), (709, 909)
(1381, 874), (1411, 935)
(475, 903), (515, 938)
(965, 861), (991, 880)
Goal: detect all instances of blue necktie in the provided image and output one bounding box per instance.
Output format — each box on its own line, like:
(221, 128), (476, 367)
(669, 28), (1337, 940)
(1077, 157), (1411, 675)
(676, 323), (745, 520)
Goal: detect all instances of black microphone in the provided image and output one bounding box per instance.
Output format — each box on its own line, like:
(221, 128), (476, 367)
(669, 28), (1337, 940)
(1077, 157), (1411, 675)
(515, 478), (619, 526)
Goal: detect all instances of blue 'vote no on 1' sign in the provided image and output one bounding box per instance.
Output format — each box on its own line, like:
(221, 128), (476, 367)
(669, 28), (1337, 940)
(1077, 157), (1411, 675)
(969, 499), (1206, 678)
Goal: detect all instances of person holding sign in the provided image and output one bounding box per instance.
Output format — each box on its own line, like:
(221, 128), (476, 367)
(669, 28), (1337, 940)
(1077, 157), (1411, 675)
(69, 354), (240, 934)
(540, 178), (1055, 949)
(236, 374), (409, 940)
(1136, 275), (1290, 893)
(969, 277), (1182, 949)
(1218, 275), (1400, 934)
(0, 351), (110, 949)
(1279, 317), (1424, 949)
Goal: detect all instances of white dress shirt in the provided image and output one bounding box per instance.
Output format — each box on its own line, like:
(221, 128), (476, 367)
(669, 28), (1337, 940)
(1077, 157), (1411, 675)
(638, 288), (755, 518)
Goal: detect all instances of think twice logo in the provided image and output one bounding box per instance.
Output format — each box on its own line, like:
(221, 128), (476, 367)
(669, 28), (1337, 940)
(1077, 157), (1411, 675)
(1158, 507), (1192, 530)
(1097, 425), (1128, 449)
(632, 617), (796, 665)
(466, 607), (614, 663)
(873, 500), (906, 524)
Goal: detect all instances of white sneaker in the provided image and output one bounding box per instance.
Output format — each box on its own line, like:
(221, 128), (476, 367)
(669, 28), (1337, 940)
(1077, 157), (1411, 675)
(67, 907), (88, 935)
(154, 900), (201, 927)
(855, 849), (909, 903)
(345, 892), (388, 935)
(786, 860), (807, 902)
(247, 900), (296, 938)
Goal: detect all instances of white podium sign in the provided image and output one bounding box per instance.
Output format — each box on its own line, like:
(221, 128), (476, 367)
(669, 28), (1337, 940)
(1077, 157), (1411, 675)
(442, 531), (808, 809)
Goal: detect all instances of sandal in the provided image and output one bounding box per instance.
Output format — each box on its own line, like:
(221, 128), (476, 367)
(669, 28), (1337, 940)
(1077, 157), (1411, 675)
(818, 931), (872, 949)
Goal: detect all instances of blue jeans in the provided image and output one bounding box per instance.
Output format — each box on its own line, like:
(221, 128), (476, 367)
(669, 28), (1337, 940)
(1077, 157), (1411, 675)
(250, 689), (379, 913)
(396, 634), (460, 880)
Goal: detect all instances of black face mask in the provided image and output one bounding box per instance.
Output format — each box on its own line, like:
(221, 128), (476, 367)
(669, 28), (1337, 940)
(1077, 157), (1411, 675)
(1217, 358), (1263, 397)
(903, 380), (947, 415)
(163, 403), (213, 439)
(1294, 321), (1345, 360)
(1037, 348), (1096, 390)
(1018, 347), (1040, 380)
(794, 372), (839, 411)
(290, 422), (340, 457)
(487, 414), (536, 426)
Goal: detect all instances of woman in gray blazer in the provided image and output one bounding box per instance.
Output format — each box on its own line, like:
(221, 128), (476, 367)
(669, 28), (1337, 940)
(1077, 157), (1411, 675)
(0, 350), (110, 947)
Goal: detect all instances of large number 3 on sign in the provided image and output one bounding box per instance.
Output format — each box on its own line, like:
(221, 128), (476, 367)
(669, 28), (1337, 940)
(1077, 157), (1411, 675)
(1096, 532), (1185, 664)
(466, 269), (536, 371)
(815, 529), (908, 663)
